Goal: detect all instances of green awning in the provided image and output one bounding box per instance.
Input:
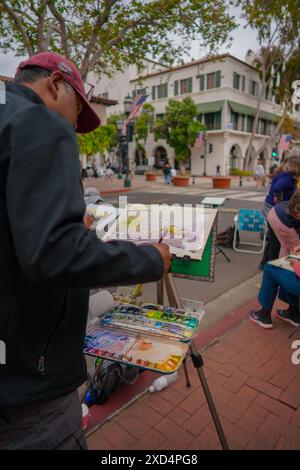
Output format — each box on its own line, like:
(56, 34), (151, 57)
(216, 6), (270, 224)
(197, 100), (224, 114)
(228, 100), (276, 122)
(260, 109), (277, 121)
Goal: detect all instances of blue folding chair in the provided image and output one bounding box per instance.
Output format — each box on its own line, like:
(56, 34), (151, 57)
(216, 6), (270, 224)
(233, 208), (267, 254)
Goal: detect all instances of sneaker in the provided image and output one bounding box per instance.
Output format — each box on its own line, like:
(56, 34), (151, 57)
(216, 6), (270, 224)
(249, 309), (273, 329)
(275, 309), (300, 327)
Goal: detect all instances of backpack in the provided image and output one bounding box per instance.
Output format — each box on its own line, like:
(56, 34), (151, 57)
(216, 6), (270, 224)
(86, 360), (140, 405)
(217, 225), (239, 249)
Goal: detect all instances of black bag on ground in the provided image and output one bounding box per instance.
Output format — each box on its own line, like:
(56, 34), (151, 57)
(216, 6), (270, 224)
(217, 225), (239, 249)
(92, 361), (140, 404)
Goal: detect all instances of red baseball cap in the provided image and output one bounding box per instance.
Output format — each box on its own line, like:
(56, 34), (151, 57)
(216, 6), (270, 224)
(15, 52), (101, 134)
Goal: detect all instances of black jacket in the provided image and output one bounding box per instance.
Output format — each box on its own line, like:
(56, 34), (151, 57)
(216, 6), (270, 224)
(0, 83), (163, 406)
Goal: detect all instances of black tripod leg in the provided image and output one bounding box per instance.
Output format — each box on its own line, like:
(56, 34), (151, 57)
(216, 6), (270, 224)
(217, 244), (231, 263)
(183, 358), (191, 388)
(190, 344), (229, 450)
(288, 325), (300, 338)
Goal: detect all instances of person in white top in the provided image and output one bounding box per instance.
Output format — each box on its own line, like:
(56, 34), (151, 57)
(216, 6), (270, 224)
(255, 161), (266, 191)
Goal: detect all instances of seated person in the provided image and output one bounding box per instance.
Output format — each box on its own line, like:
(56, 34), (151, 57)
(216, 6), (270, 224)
(267, 189), (300, 257)
(249, 251), (300, 329)
(259, 155), (300, 269)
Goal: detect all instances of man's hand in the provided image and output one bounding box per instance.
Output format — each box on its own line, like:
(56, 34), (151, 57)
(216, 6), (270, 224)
(151, 242), (171, 273)
(83, 213), (95, 229)
(293, 245), (300, 256)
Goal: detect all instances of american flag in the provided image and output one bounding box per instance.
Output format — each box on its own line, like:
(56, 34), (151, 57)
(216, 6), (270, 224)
(122, 94), (148, 136)
(194, 132), (204, 149)
(278, 134), (293, 151)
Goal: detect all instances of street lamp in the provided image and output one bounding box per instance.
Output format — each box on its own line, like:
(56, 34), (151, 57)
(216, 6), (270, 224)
(118, 94), (133, 188)
(203, 132), (207, 176)
(116, 120), (124, 179)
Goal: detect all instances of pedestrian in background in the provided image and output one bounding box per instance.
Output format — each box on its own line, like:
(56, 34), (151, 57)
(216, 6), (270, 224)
(254, 161), (265, 191)
(163, 160), (172, 184)
(130, 159), (136, 179)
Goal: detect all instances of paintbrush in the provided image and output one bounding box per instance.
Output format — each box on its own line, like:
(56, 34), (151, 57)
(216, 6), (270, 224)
(131, 228), (168, 299)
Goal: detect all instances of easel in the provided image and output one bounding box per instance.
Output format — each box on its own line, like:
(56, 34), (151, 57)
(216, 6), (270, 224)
(157, 272), (229, 450)
(201, 197), (231, 264)
(82, 208), (228, 449)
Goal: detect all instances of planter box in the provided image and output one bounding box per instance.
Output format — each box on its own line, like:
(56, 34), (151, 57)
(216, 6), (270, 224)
(172, 176), (190, 187)
(212, 177), (231, 189)
(145, 173), (157, 181)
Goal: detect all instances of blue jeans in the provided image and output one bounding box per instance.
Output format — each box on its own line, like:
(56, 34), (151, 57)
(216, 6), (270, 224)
(258, 263), (300, 310)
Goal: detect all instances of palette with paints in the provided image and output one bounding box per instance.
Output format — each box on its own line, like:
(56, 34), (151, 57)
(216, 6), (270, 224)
(99, 305), (199, 341)
(83, 325), (188, 373)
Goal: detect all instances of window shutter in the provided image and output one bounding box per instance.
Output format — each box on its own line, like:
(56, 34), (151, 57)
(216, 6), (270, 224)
(233, 72), (237, 89)
(164, 83), (168, 97)
(174, 80), (179, 96)
(188, 77), (193, 93)
(199, 74), (205, 91)
(242, 76), (245, 92)
(249, 79), (252, 95)
(215, 111), (221, 129)
(152, 86), (156, 100)
(216, 70), (221, 87)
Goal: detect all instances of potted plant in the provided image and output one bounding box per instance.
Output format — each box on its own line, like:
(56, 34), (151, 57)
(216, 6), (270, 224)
(153, 97), (205, 187)
(211, 176), (231, 189)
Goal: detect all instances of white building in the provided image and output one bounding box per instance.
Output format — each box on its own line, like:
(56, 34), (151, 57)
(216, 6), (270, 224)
(88, 59), (166, 116)
(93, 54), (300, 175)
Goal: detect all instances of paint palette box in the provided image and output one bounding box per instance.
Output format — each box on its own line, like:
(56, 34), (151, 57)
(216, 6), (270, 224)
(99, 305), (200, 341)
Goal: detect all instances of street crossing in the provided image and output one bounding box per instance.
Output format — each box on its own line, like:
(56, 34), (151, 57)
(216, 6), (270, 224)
(143, 186), (266, 202)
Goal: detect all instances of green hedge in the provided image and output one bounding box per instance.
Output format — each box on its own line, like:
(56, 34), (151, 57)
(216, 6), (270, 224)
(230, 169), (253, 176)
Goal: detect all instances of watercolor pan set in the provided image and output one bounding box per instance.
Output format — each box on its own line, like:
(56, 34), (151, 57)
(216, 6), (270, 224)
(83, 325), (189, 373)
(98, 305), (199, 341)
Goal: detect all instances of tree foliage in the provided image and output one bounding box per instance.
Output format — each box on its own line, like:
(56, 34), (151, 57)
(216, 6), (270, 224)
(235, 0), (300, 168)
(153, 97), (205, 162)
(77, 123), (117, 156)
(133, 103), (155, 149)
(0, 0), (235, 79)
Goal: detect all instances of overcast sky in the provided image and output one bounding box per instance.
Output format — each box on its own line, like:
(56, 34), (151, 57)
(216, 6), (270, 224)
(0, 8), (259, 78)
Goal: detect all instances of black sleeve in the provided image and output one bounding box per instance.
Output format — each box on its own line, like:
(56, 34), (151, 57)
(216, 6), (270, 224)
(6, 105), (163, 288)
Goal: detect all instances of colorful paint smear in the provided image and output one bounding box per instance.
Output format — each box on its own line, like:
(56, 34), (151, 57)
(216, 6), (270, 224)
(83, 325), (188, 373)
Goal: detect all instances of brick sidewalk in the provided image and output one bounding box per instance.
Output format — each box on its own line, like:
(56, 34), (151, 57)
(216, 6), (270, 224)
(87, 314), (300, 450)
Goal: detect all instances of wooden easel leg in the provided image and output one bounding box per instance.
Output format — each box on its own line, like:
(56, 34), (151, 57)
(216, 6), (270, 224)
(157, 277), (164, 305)
(164, 273), (183, 308)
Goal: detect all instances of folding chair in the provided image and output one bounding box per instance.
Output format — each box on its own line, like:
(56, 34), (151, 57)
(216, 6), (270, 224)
(233, 208), (267, 254)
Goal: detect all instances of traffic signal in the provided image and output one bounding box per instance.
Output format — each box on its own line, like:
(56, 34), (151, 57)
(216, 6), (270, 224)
(271, 147), (278, 159)
(209, 143), (213, 153)
(127, 121), (134, 142)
